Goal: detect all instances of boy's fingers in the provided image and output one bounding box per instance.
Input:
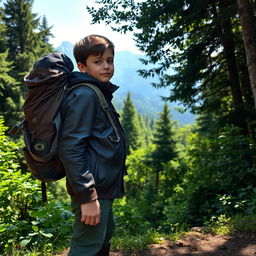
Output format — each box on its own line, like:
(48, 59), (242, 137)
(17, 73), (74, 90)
(85, 216), (91, 225)
(81, 214), (100, 225)
(83, 215), (100, 226)
(95, 216), (100, 225)
(81, 215), (85, 222)
(89, 217), (96, 226)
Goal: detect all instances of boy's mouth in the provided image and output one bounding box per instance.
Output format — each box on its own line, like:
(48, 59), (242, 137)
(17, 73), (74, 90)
(101, 73), (111, 76)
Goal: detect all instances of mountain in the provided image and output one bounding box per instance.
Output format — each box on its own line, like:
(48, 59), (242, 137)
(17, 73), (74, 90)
(56, 41), (194, 125)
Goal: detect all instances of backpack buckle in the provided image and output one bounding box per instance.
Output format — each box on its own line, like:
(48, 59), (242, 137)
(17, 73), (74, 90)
(9, 120), (25, 136)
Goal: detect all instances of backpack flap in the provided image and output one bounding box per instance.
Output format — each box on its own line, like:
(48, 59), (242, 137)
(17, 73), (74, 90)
(23, 147), (65, 182)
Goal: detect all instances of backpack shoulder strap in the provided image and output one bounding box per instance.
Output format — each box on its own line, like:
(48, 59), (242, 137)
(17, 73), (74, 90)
(68, 83), (121, 142)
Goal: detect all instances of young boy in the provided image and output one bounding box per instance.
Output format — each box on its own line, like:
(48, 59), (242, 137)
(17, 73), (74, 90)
(58, 35), (126, 256)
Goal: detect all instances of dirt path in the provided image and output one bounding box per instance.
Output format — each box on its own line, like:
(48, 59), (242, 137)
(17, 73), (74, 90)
(56, 231), (256, 256)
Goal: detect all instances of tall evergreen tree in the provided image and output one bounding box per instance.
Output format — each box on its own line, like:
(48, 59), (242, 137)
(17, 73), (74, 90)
(38, 15), (54, 55)
(3, 0), (53, 81)
(151, 103), (176, 191)
(1, 0), (53, 126)
(4, 0), (39, 78)
(0, 2), (6, 52)
(0, 2), (22, 126)
(0, 50), (22, 125)
(121, 92), (140, 154)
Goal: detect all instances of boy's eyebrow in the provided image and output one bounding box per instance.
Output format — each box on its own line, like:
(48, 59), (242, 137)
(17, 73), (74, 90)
(92, 55), (113, 59)
(91, 55), (101, 58)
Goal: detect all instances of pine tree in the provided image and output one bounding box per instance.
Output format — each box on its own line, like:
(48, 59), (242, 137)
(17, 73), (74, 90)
(0, 3), (6, 52)
(137, 113), (153, 145)
(3, 0), (53, 81)
(0, 3), (22, 126)
(0, 50), (22, 126)
(38, 15), (54, 56)
(1, 0), (53, 125)
(151, 103), (176, 191)
(121, 92), (140, 154)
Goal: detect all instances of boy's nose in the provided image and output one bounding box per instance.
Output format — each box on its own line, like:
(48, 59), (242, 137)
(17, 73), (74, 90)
(103, 61), (110, 69)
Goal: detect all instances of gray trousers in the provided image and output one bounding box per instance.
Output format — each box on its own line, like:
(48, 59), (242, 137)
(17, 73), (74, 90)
(68, 197), (115, 256)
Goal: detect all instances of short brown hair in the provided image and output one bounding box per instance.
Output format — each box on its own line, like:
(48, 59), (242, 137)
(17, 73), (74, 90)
(73, 34), (115, 65)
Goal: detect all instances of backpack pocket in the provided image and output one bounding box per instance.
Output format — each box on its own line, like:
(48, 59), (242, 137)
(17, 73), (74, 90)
(23, 147), (66, 182)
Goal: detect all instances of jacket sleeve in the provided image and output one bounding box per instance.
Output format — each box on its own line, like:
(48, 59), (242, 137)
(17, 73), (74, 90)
(58, 87), (99, 204)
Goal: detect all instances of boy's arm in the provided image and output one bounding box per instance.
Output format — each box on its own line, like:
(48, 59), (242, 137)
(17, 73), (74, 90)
(59, 88), (99, 204)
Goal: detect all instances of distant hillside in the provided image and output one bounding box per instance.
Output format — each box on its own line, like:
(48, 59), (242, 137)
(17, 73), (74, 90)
(56, 41), (194, 125)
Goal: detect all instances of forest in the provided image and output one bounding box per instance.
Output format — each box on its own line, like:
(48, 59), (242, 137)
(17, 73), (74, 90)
(1, 0), (256, 255)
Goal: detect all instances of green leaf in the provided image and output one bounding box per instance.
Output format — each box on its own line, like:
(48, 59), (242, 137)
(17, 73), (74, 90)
(32, 225), (39, 232)
(39, 231), (53, 238)
(20, 238), (32, 247)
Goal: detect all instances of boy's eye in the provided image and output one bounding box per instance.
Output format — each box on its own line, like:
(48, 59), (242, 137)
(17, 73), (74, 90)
(107, 59), (113, 64)
(94, 60), (101, 64)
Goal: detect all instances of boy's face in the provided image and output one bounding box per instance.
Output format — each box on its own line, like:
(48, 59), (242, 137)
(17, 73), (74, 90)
(78, 48), (114, 83)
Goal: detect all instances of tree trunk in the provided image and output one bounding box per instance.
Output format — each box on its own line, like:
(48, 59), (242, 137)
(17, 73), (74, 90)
(240, 61), (256, 139)
(212, 3), (249, 134)
(237, 0), (256, 108)
(41, 182), (47, 203)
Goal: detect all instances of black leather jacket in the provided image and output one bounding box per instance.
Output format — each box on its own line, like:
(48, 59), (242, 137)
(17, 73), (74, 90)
(59, 72), (126, 204)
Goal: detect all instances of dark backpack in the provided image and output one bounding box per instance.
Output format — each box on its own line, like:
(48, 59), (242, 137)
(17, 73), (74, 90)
(10, 52), (120, 184)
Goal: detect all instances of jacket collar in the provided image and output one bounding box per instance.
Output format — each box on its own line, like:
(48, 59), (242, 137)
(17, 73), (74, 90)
(69, 72), (118, 100)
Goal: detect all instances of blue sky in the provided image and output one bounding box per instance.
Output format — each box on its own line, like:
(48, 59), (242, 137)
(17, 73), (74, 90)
(32, 0), (139, 53)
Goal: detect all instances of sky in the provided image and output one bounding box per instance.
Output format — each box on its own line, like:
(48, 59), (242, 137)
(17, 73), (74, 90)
(32, 0), (140, 53)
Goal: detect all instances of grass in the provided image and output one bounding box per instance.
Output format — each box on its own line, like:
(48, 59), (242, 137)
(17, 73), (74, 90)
(112, 229), (164, 252)
(203, 214), (256, 235)
(231, 214), (256, 233)
(3, 242), (68, 256)
(4, 214), (256, 255)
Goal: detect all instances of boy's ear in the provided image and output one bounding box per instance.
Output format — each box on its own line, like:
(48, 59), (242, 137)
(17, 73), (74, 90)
(77, 62), (87, 73)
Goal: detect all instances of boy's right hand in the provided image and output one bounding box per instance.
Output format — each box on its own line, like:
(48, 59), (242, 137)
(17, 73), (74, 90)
(80, 199), (101, 226)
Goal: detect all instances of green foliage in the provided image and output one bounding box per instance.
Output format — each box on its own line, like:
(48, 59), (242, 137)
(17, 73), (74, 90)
(204, 214), (256, 235)
(122, 103), (182, 230)
(0, 50), (23, 127)
(1, 0), (256, 252)
(151, 103), (177, 190)
(86, 0), (256, 229)
(167, 126), (256, 226)
(113, 197), (164, 251)
(204, 214), (233, 235)
(230, 214), (256, 233)
(28, 201), (72, 248)
(0, 118), (41, 252)
(114, 197), (151, 235)
(152, 104), (176, 164)
(112, 228), (163, 251)
(122, 113), (256, 234)
(0, 0), (53, 126)
(0, 118), (72, 254)
(121, 92), (141, 153)
(37, 15), (54, 55)
(87, 0), (256, 139)
(125, 145), (153, 197)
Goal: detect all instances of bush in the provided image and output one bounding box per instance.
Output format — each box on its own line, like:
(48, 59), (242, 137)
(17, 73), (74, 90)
(171, 127), (256, 225)
(113, 197), (151, 235)
(0, 118), (72, 254)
